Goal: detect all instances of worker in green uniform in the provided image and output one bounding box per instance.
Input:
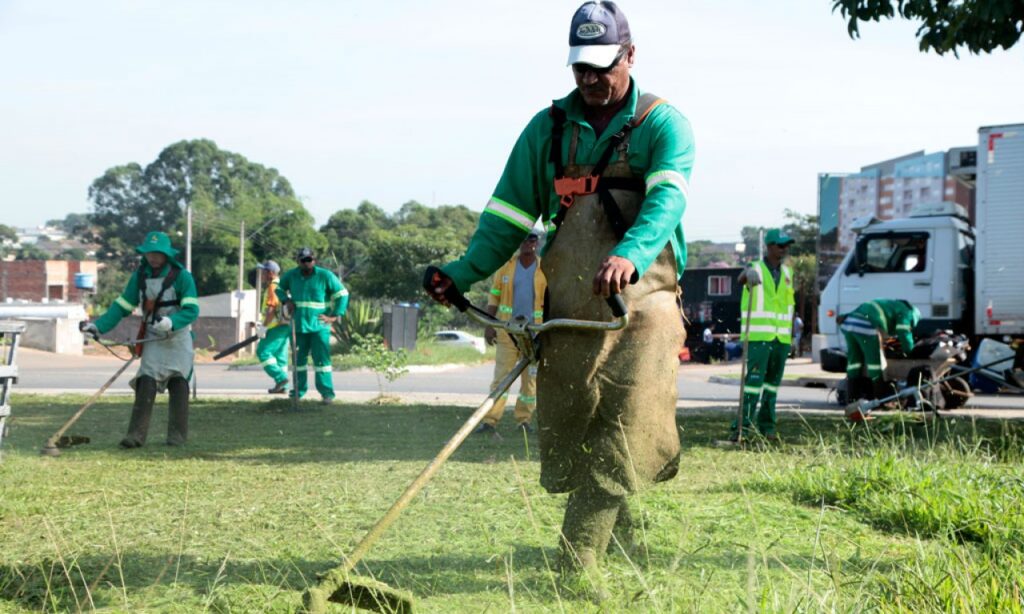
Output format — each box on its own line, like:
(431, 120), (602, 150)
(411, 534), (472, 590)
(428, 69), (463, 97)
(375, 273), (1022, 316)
(840, 299), (921, 401)
(80, 231), (199, 447)
(424, 1), (693, 600)
(275, 247), (348, 404)
(255, 260), (290, 394)
(731, 228), (796, 442)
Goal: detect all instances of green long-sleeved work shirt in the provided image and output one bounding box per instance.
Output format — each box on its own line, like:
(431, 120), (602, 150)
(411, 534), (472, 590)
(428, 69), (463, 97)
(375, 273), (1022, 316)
(94, 262), (199, 334)
(443, 79), (694, 291)
(275, 266), (349, 334)
(842, 299), (919, 353)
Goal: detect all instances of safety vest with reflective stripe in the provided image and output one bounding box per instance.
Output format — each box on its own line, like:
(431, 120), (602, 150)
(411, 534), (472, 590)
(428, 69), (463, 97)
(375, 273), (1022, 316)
(488, 256), (547, 324)
(740, 261), (795, 344)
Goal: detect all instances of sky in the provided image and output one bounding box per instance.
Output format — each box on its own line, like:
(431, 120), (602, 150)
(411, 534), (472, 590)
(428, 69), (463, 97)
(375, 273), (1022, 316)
(1, 0), (1022, 242)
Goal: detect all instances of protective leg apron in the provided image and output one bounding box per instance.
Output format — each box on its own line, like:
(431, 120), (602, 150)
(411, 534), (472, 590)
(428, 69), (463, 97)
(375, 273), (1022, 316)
(539, 135), (685, 564)
(124, 275), (194, 446)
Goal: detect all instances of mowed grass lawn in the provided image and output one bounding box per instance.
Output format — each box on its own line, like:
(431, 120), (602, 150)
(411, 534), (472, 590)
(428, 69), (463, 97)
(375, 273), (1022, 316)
(1, 395), (1022, 613)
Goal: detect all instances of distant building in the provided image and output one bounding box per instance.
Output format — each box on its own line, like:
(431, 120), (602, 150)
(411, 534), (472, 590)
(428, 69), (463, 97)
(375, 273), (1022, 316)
(680, 266), (743, 354)
(817, 147), (976, 287)
(15, 225), (67, 246)
(0, 260), (98, 303)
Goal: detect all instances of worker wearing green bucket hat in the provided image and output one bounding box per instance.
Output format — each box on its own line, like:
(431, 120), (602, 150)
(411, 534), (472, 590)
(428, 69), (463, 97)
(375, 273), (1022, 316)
(81, 231), (199, 447)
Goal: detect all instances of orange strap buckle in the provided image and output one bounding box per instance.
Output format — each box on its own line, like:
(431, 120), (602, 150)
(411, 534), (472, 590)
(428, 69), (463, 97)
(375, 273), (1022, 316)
(554, 175), (599, 207)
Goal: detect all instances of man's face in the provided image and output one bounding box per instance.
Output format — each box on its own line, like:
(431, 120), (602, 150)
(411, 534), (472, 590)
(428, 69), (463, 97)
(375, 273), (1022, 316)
(144, 252), (168, 270)
(520, 236), (539, 256)
(299, 257), (316, 273)
(572, 44), (635, 108)
(261, 269), (274, 284)
(766, 243), (790, 262)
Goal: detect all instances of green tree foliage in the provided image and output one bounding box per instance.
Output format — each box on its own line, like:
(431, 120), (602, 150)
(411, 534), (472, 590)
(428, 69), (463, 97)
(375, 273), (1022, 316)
(13, 244), (48, 260)
(46, 213), (91, 237)
(0, 224), (19, 244)
(833, 0), (1024, 55)
(321, 200), (481, 302)
(92, 265), (130, 313)
(87, 139), (325, 295)
(352, 333), (409, 400)
(740, 209), (820, 260)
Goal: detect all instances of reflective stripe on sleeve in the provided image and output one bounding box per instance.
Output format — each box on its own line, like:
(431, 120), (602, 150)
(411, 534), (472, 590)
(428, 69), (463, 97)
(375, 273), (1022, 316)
(115, 296), (135, 311)
(331, 289), (349, 300)
(645, 169), (690, 198)
(484, 197), (535, 232)
(180, 296), (199, 307)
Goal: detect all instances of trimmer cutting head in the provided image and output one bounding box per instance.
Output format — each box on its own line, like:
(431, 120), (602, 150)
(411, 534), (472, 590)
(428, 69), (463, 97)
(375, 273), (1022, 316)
(303, 577), (414, 613)
(845, 400), (873, 423)
(40, 435), (92, 456)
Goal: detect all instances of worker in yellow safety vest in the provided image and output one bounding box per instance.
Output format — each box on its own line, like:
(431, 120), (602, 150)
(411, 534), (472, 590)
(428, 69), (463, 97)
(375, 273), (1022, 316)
(731, 228), (795, 441)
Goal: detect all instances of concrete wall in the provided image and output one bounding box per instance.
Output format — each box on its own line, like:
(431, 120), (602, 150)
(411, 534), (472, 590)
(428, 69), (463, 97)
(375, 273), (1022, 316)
(17, 317), (85, 354)
(103, 316), (252, 354)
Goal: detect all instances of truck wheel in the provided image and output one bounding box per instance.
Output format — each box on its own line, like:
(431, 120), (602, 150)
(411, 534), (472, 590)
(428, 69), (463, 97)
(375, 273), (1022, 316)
(941, 376), (971, 409)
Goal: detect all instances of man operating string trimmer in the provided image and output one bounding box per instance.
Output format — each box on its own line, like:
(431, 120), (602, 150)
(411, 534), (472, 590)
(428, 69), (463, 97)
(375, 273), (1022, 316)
(424, 0), (694, 599)
(80, 231), (199, 448)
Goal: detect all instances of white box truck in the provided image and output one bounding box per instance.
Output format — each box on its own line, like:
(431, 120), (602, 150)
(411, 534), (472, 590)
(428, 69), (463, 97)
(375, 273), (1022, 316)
(818, 124), (1024, 366)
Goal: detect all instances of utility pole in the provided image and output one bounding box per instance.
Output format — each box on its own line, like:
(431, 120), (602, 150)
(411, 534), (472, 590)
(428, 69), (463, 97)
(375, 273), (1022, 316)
(237, 221), (245, 346)
(185, 204), (192, 271)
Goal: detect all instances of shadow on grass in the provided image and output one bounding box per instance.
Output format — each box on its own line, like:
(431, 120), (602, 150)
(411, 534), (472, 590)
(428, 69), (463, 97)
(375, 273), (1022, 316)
(0, 540), (891, 612)
(7, 395), (1023, 466)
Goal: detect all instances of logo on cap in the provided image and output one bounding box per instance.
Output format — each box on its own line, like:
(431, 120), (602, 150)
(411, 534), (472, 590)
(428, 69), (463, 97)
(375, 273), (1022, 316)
(576, 22), (607, 39)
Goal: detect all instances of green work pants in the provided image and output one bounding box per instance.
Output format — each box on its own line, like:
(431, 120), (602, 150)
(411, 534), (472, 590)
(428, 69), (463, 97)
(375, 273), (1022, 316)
(256, 325), (290, 385)
(295, 328), (334, 399)
(732, 340), (790, 436)
(843, 331), (883, 381)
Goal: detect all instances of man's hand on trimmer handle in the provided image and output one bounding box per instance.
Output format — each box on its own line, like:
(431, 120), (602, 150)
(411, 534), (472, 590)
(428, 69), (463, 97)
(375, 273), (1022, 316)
(593, 255), (638, 298)
(422, 266), (469, 311)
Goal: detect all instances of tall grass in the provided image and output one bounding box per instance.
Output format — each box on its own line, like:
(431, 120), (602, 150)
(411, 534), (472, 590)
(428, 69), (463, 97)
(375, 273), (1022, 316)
(1, 397), (1022, 612)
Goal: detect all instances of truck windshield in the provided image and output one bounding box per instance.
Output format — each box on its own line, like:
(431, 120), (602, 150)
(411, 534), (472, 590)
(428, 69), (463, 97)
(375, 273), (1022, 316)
(847, 232), (929, 275)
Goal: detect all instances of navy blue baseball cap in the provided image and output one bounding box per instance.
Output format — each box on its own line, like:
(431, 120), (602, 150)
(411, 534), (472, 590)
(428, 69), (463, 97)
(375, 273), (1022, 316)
(567, 1), (631, 68)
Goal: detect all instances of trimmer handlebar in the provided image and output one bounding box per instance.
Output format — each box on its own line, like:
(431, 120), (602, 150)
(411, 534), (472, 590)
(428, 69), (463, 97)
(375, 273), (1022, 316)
(424, 265), (629, 333)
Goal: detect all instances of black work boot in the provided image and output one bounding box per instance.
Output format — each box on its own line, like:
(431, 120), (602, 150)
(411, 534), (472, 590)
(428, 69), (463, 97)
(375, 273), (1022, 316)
(122, 376), (157, 448)
(166, 376), (190, 446)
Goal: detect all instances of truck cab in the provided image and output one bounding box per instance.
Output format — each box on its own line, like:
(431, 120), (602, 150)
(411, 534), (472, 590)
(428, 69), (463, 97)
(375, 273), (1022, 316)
(818, 202), (974, 351)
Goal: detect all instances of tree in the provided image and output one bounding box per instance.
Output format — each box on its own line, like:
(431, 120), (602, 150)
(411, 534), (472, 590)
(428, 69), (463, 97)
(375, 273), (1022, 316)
(833, 0), (1024, 55)
(87, 139), (326, 295)
(321, 201), (482, 302)
(780, 209), (820, 257)
(0, 224), (19, 244)
(46, 213), (91, 237)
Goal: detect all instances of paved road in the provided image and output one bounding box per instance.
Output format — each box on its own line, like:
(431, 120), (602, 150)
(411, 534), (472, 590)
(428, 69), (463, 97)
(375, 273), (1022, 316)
(12, 349), (1024, 419)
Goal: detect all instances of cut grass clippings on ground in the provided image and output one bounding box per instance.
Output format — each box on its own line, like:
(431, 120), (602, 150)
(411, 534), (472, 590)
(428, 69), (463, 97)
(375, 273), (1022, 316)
(1, 395), (1022, 612)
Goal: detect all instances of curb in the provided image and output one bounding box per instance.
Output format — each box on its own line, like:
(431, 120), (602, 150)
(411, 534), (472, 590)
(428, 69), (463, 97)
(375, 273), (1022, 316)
(708, 375), (842, 389)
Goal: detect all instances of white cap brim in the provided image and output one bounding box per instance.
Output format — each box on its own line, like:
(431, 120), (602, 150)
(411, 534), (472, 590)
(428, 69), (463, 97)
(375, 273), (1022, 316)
(566, 44), (621, 68)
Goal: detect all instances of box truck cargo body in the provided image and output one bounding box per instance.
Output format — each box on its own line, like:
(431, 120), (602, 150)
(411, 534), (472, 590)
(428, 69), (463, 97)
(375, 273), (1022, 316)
(976, 124), (1024, 336)
(819, 124), (1024, 354)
